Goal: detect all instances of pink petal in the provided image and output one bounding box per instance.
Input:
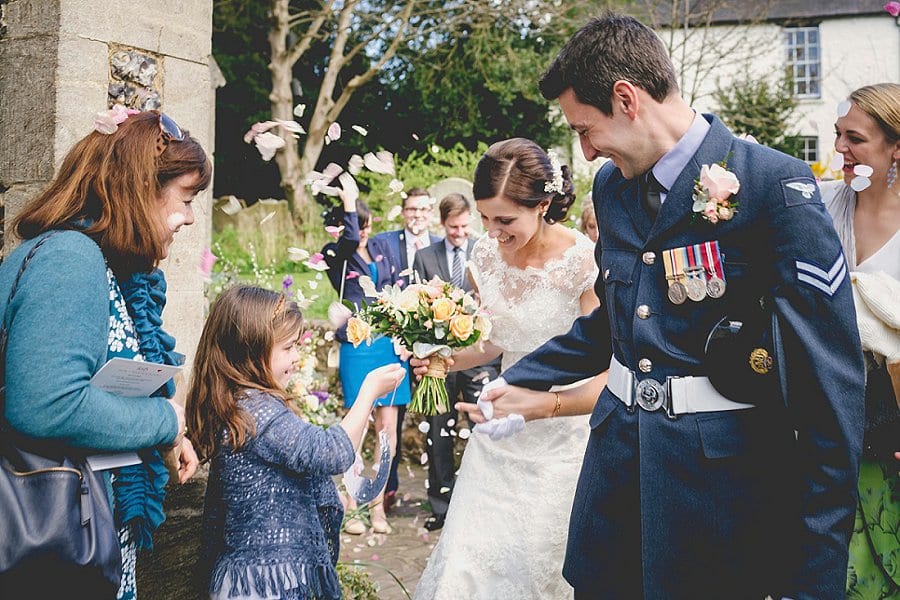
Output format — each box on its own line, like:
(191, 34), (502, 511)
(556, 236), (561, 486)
(886, 1), (900, 17)
(327, 121), (341, 142)
(325, 225), (344, 239)
(309, 252), (325, 264)
(346, 271), (359, 280)
(198, 248), (217, 277)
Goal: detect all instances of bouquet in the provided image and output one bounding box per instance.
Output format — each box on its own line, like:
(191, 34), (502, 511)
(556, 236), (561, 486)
(346, 275), (492, 415)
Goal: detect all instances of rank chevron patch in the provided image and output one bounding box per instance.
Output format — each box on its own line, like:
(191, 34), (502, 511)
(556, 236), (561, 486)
(795, 253), (847, 297)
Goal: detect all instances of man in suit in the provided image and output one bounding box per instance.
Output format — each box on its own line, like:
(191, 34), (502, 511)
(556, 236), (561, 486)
(375, 188), (442, 288)
(374, 188), (441, 511)
(412, 193), (499, 531)
(491, 14), (865, 600)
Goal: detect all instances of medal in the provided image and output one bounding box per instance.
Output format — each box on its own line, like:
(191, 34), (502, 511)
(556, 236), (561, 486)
(706, 276), (726, 298)
(683, 247), (707, 301)
(668, 280), (688, 304)
(663, 248), (688, 304)
(701, 241), (727, 299)
(685, 270), (707, 301)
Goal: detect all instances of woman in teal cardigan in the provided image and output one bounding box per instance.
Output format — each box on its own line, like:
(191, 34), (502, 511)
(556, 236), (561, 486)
(0, 109), (209, 598)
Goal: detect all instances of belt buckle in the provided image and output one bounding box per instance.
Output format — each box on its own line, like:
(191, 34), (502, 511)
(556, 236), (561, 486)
(634, 378), (669, 415)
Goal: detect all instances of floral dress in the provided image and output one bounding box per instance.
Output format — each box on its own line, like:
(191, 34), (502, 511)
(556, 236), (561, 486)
(106, 267), (144, 600)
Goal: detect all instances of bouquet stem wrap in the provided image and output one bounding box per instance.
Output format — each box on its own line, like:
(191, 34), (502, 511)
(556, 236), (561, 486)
(410, 345), (452, 416)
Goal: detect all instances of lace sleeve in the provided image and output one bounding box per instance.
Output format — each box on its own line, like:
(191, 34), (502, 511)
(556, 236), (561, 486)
(572, 233), (600, 300)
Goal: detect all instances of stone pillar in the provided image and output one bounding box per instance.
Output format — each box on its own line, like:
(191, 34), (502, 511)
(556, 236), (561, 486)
(0, 0), (215, 370)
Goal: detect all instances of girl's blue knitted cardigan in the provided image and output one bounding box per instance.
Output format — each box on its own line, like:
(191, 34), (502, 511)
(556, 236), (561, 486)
(201, 390), (355, 599)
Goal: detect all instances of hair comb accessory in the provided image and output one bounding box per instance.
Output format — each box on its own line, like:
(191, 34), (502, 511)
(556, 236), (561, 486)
(543, 149), (564, 195)
(93, 104), (140, 134)
(272, 293), (286, 320)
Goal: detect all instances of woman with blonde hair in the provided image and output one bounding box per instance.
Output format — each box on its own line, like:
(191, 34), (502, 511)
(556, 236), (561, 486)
(822, 82), (900, 597)
(0, 109), (208, 598)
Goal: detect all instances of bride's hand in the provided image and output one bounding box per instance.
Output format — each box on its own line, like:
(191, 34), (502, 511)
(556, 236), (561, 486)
(410, 355), (455, 380)
(455, 401), (487, 424)
(478, 384), (555, 422)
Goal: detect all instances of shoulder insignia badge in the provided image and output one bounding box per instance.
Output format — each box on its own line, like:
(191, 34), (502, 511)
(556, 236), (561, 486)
(785, 181), (817, 199)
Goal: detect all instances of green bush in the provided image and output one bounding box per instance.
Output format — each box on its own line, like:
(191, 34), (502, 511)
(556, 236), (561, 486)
(337, 563), (380, 600)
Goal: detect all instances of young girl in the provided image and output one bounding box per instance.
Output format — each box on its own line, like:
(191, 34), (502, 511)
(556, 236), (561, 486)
(186, 284), (405, 600)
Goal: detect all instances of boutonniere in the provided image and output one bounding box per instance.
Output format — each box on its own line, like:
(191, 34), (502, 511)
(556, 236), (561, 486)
(692, 160), (739, 225)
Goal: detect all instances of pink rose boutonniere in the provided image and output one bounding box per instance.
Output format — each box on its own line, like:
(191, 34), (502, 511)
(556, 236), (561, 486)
(692, 162), (740, 225)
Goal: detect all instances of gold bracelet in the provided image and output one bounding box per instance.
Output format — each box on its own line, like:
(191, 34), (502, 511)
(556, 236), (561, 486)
(551, 392), (561, 418)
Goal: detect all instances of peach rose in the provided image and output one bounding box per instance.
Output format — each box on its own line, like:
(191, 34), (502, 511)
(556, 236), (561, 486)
(431, 297), (457, 322)
(474, 314), (492, 341)
(449, 314), (474, 341)
(346, 317), (371, 348)
(699, 163), (740, 201)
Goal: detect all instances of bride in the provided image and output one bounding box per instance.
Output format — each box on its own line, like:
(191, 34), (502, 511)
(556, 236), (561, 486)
(413, 138), (607, 599)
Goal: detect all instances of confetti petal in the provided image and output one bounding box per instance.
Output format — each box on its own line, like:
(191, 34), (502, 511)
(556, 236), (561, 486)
(199, 248), (217, 278)
(829, 153), (845, 172)
(287, 247), (310, 262)
(387, 205), (403, 221)
(346, 271), (360, 280)
(458, 428), (471, 439)
(220, 195), (243, 215)
(420, 452), (428, 465)
(850, 176), (871, 192)
(348, 154), (364, 175)
(418, 421), (431, 433)
(253, 132), (285, 161)
(293, 103), (306, 118)
(853, 164), (873, 177)
(351, 125), (368, 136)
(325, 225), (344, 239)
(836, 99), (852, 118)
(388, 178), (404, 194)
(259, 211), (276, 226)
(326, 121), (341, 143)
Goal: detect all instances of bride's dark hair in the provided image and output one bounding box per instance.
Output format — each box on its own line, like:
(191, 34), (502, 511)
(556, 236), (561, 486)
(472, 138), (576, 223)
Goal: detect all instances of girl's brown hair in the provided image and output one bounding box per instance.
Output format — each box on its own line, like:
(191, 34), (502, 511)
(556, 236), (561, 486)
(186, 285), (304, 462)
(472, 138), (576, 223)
(13, 110), (211, 277)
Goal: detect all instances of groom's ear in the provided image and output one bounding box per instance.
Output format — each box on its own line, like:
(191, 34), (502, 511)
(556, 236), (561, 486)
(611, 80), (639, 120)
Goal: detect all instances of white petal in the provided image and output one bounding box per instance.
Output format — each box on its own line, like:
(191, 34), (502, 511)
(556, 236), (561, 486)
(327, 121), (341, 142)
(387, 205), (403, 221)
(829, 153), (845, 171)
(259, 211), (275, 225)
(287, 247), (310, 262)
(458, 428), (471, 439)
(348, 154), (364, 175)
(417, 421), (431, 433)
(293, 103), (306, 118)
(853, 164), (873, 177)
(351, 125), (368, 136)
(220, 196), (243, 215)
(836, 99), (851, 117)
(850, 176), (871, 192)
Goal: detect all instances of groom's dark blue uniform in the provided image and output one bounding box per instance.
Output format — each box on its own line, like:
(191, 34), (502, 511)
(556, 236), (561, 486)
(502, 115), (865, 599)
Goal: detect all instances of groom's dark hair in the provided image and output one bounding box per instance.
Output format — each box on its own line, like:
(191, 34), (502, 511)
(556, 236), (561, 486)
(539, 13), (679, 116)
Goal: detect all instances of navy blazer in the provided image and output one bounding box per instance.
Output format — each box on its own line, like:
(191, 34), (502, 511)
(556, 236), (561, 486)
(373, 228), (442, 287)
(322, 211), (400, 342)
(502, 115), (865, 599)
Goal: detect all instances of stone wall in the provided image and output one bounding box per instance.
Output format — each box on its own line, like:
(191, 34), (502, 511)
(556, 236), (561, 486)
(0, 0), (216, 371)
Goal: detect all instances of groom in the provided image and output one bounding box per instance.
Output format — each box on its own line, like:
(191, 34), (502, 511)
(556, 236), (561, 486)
(497, 14), (865, 600)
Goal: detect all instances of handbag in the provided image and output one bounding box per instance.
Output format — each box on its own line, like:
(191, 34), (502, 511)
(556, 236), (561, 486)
(0, 233), (122, 593)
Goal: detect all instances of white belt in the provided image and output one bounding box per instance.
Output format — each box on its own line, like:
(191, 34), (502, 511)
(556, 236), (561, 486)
(607, 355), (754, 418)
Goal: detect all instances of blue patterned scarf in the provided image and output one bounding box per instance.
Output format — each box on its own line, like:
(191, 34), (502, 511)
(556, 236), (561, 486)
(112, 268), (184, 550)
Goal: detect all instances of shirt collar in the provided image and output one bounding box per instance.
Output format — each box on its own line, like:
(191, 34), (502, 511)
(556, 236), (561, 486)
(652, 111), (710, 192)
(444, 239), (464, 253)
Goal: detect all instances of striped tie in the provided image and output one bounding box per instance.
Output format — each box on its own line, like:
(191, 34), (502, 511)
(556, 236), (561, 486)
(451, 246), (464, 289)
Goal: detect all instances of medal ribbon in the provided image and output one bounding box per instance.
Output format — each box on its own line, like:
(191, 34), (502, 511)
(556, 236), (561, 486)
(663, 248), (676, 287)
(672, 248), (686, 285)
(701, 241), (725, 281)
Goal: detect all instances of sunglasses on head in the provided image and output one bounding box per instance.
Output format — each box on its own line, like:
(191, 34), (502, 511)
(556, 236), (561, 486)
(157, 112), (185, 143)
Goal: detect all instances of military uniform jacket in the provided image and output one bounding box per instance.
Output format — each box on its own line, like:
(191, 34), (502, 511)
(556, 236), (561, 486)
(501, 115), (865, 599)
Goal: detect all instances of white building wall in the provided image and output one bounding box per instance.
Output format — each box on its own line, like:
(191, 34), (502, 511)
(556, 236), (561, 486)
(570, 15), (899, 181)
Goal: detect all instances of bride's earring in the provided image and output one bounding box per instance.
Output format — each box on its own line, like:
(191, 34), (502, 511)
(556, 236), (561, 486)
(888, 160), (897, 189)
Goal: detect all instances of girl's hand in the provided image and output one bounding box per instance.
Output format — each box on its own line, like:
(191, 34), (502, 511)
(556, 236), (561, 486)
(361, 363), (406, 400)
(338, 172), (359, 211)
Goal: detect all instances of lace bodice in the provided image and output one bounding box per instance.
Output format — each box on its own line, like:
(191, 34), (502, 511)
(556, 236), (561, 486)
(472, 230), (599, 369)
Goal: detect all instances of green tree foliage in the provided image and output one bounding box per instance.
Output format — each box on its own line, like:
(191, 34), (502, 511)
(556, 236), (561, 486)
(713, 72), (802, 157)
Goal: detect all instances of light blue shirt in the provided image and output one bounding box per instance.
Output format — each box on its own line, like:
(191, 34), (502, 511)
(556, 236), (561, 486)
(652, 111), (711, 205)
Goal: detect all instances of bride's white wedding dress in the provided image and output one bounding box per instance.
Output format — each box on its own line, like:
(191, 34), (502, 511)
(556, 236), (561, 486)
(414, 231), (599, 600)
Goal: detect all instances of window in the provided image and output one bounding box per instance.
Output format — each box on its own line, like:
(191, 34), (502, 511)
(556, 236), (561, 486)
(784, 26), (821, 98)
(797, 136), (818, 163)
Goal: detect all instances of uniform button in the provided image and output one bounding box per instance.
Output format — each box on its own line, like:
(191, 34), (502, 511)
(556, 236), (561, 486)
(642, 251), (656, 265)
(603, 268), (610, 281)
(638, 358), (652, 373)
(636, 305), (651, 319)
